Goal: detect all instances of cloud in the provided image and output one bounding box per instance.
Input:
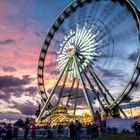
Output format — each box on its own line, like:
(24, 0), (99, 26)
(0, 74), (38, 116)
(0, 86), (38, 110)
(9, 93), (41, 115)
(0, 91), (8, 100)
(2, 66), (16, 72)
(128, 51), (138, 62)
(96, 65), (125, 78)
(0, 75), (33, 89)
(24, 86), (38, 95)
(0, 39), (15, 45)
(120, 100), (140, 109)
(0, 112), (27, 121)
(1, 86), (37, 100)
(0, 89), (40, 116)
(102, 69), (121, 77)
(16, 101), (37, 115)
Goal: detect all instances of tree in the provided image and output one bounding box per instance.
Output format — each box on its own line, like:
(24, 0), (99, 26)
(15, 119), (24, 127)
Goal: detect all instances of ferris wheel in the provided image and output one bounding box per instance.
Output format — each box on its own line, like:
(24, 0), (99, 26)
(36, 0), (140, 122)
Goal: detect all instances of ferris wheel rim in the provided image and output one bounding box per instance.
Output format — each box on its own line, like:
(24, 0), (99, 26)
(37, 0), (140, 112)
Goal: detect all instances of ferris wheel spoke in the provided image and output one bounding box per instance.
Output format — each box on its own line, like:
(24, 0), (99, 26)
(95, 9), (129, 37)
(99, 2), (116, 22)
(86, 1), (98, 19)
(89, 1), (102, 24)
(80, 36), (100, 47)
(80, 30), (97, 43)
(68, 9), (76, 29)
(91, 10), (130, 46)
(80, 50), (99, 55)
(113, 27), (137, 43)
(57, 54), (68, 60)
(77, 34), (100, 51)
(108, 10), (130, 30)
(57, 57), (68, 64)
(96, 41), (110, 51)
(76, 56), (94, 68)
(80, 44), (98, 52)
(78, 4), (87, 25)
(96, 27), (112, 44)
(59, 24), (67, 36)
(99, 40), (112, 69)
(95, 31), (108, 44)
(76, 25), (88, 46)
(74, 26), (81, 46)
(74, 25), (81, 45)
(58, 58), (69, 69)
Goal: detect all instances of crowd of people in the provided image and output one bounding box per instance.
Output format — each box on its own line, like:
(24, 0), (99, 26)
(69, 120), (81, 140)
(24, 118), (36, 140)
(0, 123), (18, 140)
(0, 118), (36, 140)
(69, 120), (101, 140)
(133, 115), (140, 119)
(0, 118), (140, 140)
(0, 118), (102, 140)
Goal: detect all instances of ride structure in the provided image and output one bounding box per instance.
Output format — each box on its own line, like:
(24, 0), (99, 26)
(36, 0), (140, 124)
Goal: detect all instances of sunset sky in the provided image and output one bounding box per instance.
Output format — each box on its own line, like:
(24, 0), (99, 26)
(0, 0), (140, 121)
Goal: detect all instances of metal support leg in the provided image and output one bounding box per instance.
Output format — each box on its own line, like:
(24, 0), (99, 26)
(36, 59), (70, 123)
(82, 69), (106, 112)
(66, 78), (76, 107)
(89, 67), (127, 118)
(74, 80), (79, 115)
(73, 56), (94, 116)
(56, 66), (69, 106)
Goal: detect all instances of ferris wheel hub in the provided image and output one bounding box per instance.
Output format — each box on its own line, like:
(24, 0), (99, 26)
(57, 23), (102, 78)
(66, 44), (76, 57)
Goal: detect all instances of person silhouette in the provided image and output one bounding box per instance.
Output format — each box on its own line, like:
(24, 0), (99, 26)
(24, 118), (30, 140)
(69, 121), (76, 140)
(75, 120), (81, 140)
